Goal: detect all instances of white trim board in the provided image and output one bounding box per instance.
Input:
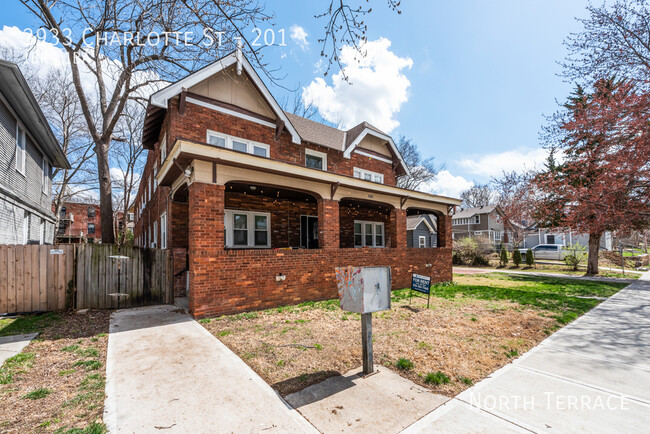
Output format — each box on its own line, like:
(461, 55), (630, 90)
(343, 128), (410, 177)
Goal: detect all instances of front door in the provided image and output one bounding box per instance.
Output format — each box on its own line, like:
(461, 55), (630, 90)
(300, 215), (319, 249)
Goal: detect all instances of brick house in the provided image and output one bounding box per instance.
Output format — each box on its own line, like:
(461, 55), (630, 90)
(133, 53), (460, 318)
(54, 202), (101, 243)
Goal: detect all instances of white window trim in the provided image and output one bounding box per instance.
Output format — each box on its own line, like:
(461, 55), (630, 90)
(354, 220), (385, 248)
(224, 209), (271, 248)
(305, 149), (328, 171)
(353, 167), (384, 184)
(15, 124), (26, 175)
(160, 212), (167, 249)
(418, 235), (426, 248)
(206, 130), (270, 158)
(153, 221), (158, 248)
(42, 155), (50, 194)
(153, 165), (158, 191)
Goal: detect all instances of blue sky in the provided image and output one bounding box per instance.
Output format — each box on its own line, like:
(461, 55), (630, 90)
(0, 0), (591, 197)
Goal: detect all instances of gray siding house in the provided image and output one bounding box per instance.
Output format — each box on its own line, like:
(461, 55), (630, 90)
(523, 228), (613, 251)
(0, 60), (69, 244)
(451, 205), (506, 243)
(407, 215), (437, 248)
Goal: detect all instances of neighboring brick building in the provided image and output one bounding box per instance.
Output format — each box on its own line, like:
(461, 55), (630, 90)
(0, 60), (70, 244)
(54, 202), (101, 243)
(134, 52), (461, 318)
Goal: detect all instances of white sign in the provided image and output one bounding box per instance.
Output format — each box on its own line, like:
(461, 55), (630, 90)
(50, 249), (64, 255)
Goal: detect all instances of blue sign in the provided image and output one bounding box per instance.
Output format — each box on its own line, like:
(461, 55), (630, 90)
(411, 274), (431, 294)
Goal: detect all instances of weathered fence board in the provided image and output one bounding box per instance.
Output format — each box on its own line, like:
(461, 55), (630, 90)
(0, 244), (172, 314)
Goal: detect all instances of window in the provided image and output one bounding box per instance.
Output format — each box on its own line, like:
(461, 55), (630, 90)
(418, 236), (426, 248)
(224, 210), (271, 248)
(16, 125), (26, 174)
(354, 221), (385, 247)
(128, 212), (134, 222)
(42, 156), (50, 194)
(206, 130), (269, 158)
(305, 149), (327, 170)
(153, 166), (158, 191)
(23, 213), (29, 244)
(452, 215), (480, 226)
(149, 177), (153, 199)
(160, 133), (167, 165)
(494, 231), (502, 241)
(153, 221), (158, 248)
(87, 223), (95, 234)
(353, 167), (383, 183)
(88, 206), (96, 218)
(160, 212), (167, 249)
(39, 219), (45, 245)
(60, 206), (66, 219)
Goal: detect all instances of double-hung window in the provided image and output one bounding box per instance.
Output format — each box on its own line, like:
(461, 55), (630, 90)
(354, 221), (385, 247)
(160, 212), (167, 249)
(353, 167), (383, 183)
(207, 130), (270, 158)
(418, 236), (426, 248)
(16, 125), (26, 174)
(225, 210), (271, 248)
(42, 156), (50, 194)
(153, 221), (158, 248)
(160, 133), (167, 165)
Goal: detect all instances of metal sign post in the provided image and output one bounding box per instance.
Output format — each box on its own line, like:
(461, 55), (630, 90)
(361, 313), (373, 375)
(108, 255), (130, 308)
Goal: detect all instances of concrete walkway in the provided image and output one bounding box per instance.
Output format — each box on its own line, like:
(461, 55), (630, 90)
(404, 271), (650, 433)
(103, 305), (316, 433)
(0, 333), (38, 365)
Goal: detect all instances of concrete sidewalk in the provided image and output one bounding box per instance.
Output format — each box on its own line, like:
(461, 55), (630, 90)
(103, 305), (316, 433)
(0, 333), (38, 365)
(404, 271), (650, 433)
(454, 267), (639, 284)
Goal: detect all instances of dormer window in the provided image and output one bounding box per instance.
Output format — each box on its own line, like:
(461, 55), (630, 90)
(305, 149), (327, 171)
(207, 130), (269, 158)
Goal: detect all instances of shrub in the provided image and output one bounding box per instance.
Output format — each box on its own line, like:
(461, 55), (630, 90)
(512, 249), (522, 267)
(525, 248), (535, 267)
(452, 250), (463, 265)
(563, 243), (588, 271)
(454, 236), (490, 266)
(499, 247), (508, 266)
(424, 371), (450, 385)
(395, 358), (414, 371)
(472, 255), (490, 266)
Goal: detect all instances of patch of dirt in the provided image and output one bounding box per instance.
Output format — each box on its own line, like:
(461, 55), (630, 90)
(0, 311), (110, 432)
(202, 297), (555, 397)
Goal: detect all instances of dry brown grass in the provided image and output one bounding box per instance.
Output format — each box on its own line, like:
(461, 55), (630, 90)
(0, 311), (110, 433)
(202, 296), (555, 397)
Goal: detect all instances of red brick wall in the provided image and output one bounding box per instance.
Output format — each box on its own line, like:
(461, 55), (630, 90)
(170, 201), (189, 249)
(224, 191), (317, 248)
(55, 202), (101, 241)
(318, 199), (339, 249)
(189, 247), (452, 318)
(165, 98), (398, 185)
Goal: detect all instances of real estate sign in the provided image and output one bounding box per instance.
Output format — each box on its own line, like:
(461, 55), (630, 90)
(411, 274), (431, 294)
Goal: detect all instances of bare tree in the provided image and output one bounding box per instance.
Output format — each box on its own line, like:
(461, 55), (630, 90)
(112, 104), (146, 245)
(396, 136), (441, 191)
(460, 183), (495, 208)
(491, 170), (536, 246)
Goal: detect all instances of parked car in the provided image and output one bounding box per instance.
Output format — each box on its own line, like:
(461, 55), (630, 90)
(519, 244), (566, 260)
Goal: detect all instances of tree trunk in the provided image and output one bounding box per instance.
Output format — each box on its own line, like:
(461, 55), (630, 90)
(96, 141), (115, 244)
(586, 232), (602, 275)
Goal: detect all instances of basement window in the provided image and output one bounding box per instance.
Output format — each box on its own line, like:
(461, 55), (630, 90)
(224, 210), (271, 248)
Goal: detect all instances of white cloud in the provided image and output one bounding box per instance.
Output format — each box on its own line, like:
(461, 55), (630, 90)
(459, 148), (549, 178)
(418, 170), (473, 199)
(302, 37), (412, 132)
(290, 25), (309, 50)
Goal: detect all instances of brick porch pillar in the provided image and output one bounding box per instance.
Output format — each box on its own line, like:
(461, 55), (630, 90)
(437, 214), (452, 248)
(389, 208), (407, 248)
(318, 199), (339, 249)
(188, 182), (225, 317)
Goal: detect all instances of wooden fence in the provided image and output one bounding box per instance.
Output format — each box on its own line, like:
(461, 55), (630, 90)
(0, 244), (172, 315)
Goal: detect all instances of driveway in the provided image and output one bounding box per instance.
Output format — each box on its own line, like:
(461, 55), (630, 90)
(103, 305), (316, 433)
(405, 271), (650, 432)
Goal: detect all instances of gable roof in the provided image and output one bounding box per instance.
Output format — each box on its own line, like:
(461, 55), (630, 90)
(406, 215), (436, 232)
(146, 52), (301, 145)
(284, 112), (345, 151)
(343, 123), (410, 177)
(0, 60), (69, 169)
(452, 205), (499, 219)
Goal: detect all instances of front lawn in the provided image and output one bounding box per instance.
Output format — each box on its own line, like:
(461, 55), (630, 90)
(0, 312), (110, 433)
(201, 273), (627, 398)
